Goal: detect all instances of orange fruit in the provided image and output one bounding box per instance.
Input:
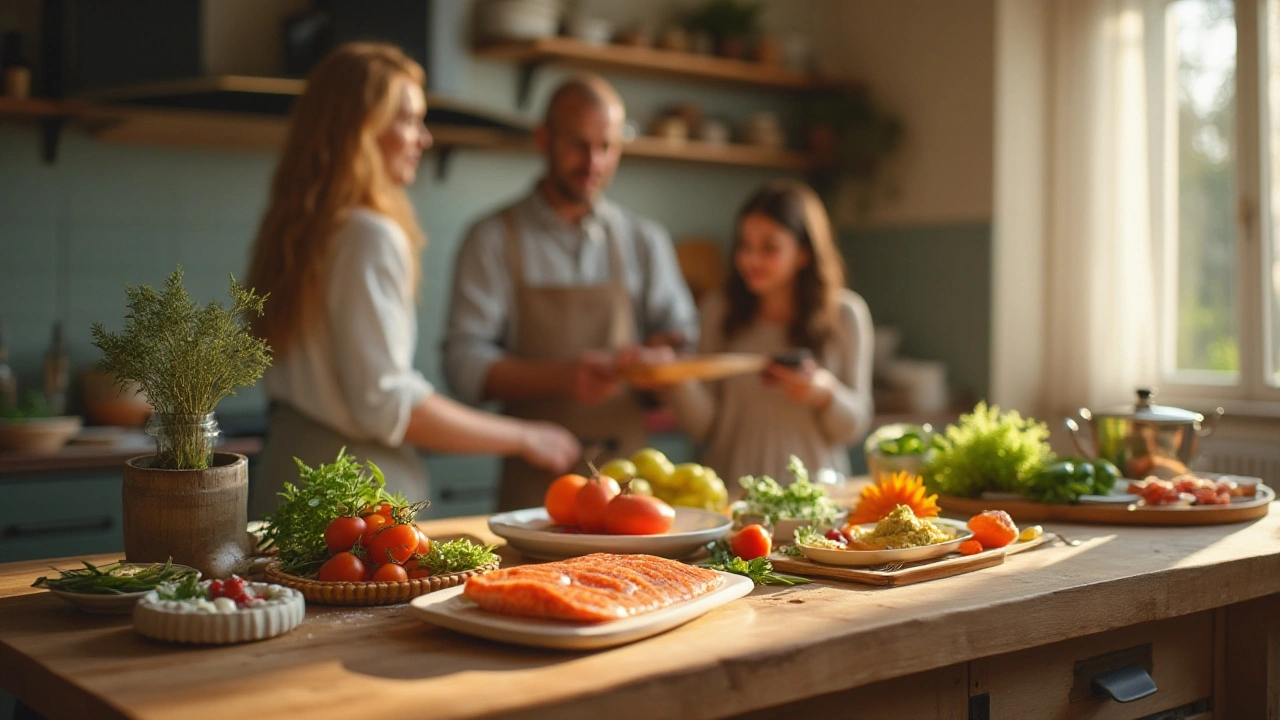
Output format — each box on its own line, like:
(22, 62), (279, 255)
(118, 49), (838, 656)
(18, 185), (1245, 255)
(545, 474), (589, 526)
(967, 510), (1018, 549)
(958, 539), (984, 556)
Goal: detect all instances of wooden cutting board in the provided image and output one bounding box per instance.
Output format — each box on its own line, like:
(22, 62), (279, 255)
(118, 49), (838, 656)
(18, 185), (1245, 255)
(620, 353), (769, 384)
(768, 534), (1052, 587)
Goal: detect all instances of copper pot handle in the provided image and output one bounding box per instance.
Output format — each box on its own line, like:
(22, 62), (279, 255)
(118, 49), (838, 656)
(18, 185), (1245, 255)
(1198, 407), (1225, 437)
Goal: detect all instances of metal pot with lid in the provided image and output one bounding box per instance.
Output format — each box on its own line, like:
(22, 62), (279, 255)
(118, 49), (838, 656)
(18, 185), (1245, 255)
(1064, 389), (1224, 479)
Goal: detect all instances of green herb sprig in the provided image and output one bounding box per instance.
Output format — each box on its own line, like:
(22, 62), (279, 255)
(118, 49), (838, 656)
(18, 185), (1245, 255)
(91, 267), (272, 469)
(261, 450), (402, 575)
(32, 558), (197, 595)
(736, 456), (840, 526)
(417, 538), (499, 575)
(701, 541), (810, 586)
(155, 573), (206, 601)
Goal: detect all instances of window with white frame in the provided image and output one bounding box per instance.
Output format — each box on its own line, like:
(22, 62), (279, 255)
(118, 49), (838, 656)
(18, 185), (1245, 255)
(1156, 0), (1280, 406)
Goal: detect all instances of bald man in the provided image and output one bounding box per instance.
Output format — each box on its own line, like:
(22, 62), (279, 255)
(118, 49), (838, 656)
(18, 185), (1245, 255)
(444, 75), (698, 510)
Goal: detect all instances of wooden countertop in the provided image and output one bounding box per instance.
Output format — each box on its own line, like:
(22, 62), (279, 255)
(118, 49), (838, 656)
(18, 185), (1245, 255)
(0, 437), (262, 478)
(2, 512), (1279, 720)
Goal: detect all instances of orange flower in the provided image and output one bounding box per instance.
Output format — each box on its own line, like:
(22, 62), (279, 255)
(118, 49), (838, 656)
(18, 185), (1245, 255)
(847, 471), (940, 525)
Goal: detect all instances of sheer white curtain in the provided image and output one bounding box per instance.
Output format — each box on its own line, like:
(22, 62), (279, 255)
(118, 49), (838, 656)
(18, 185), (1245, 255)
(1042, 0), (1160, 415)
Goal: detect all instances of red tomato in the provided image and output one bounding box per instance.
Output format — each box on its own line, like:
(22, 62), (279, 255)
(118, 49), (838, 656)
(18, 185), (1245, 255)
(414, 527), (431, 554)
(362, 502), (396, 519)
(603, 494), (675, 535)
(323, 516), (367, 554)
(575, 475), (621, 533)
(371, 563), (408, 582)
(730, 524), (772, 561)
(545, 474), (589, 526)
(367, 523), (418, 565)
(360, 513), (391, 544)
(407, 567), (431, 579)
(317, 552), (366, 582)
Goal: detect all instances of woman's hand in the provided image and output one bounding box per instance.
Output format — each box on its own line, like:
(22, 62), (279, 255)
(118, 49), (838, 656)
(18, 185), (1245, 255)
(762, 359), (835, 410)
(519, 421), (582, 474)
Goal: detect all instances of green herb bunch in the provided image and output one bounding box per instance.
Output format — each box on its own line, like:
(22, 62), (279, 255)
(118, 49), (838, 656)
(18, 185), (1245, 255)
(261, 450), (402, 576)
(701, 541), (809, 586)
(923, 402), (1053, 498)
(416, 539), (499, 575)
(90, 267), (271, 469)
(737, 455), (841, 526)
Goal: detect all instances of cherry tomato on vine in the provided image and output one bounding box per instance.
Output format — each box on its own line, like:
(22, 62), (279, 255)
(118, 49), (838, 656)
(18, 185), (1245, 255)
(367, 523), (418, 565)
(414, 527), (431, 554)
(360, 513), (391, 544)
(362, 502), (396, 519)
(324, 516), (367, 554)
(371, 563), (408, 582)
(317, 552), (366, 582)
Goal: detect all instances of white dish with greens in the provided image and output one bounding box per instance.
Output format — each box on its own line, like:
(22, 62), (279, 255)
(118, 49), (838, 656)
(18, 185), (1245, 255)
(132, 575), (305, 644)
(33, 559), (201, 615)
(732, 457), (845, 539)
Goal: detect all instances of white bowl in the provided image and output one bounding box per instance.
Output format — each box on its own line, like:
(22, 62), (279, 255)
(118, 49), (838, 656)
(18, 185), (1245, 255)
(797, 517), (972, 566)
(44, 562), (201, 615)
(132, 582), (305, 644)
(488, 507), (731, 560)
(0, 415), (83, 453)
(480, 0), (561, 41)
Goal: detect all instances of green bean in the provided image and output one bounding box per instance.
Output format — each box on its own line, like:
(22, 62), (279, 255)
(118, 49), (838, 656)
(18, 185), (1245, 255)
(32, 558), (197, 595)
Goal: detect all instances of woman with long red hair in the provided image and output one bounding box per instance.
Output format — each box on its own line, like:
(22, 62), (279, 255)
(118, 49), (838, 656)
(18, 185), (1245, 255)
(246, 43), (578, 516)
(668, 180), (874, 486)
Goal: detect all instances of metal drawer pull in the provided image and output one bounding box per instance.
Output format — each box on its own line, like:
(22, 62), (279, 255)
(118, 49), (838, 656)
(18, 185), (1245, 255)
(1091, 664), (1158, 703)
(3, 516), (114, 538)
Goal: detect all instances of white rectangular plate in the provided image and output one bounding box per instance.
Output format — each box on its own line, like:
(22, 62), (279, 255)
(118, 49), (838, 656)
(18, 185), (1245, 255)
(409, 570), (754, 650)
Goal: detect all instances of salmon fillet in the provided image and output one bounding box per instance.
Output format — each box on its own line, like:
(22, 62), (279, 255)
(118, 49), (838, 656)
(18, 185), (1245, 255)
(463, 553), (724, 623)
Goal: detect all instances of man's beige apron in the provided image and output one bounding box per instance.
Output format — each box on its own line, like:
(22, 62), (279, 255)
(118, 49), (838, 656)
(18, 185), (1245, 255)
(249, 402), (427, 520)
(498, 209), (649, 510)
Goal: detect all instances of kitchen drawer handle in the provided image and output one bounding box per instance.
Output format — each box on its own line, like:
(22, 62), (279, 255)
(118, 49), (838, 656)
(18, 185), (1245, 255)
(1091, 663), (1158, 703)
(3, 516), (114, 539)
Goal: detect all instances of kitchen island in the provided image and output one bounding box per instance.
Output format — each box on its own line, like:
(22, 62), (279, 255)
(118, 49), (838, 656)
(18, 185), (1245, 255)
(1, 512), (1278, 719)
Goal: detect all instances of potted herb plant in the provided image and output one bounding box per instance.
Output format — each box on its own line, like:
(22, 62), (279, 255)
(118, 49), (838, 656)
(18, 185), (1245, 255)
(682, 0), (763, 60)
(807, 86), (904, 217)
(92, 268), (271, 578)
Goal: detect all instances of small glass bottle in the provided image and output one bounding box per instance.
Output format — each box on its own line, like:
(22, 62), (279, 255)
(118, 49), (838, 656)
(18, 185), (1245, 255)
(145, 412), (220, 470)
(1, 32), (31, 99)
(43, 322), (70, 415)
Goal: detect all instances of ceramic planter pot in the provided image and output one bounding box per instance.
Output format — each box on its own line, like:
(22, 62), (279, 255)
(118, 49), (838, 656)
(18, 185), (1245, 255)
(122, 452), (251, 578)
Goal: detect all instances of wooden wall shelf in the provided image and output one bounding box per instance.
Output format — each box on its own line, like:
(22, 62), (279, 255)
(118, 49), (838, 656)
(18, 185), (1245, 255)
(625, 136), (823, 171)
(474, 37), (841, 101)
(0, 95), (826, 173)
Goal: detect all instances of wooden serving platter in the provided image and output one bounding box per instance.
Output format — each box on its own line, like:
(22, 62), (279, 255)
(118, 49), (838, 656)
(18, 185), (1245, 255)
(768, 534), (1051, 587)
(937, 484), (1274, 526)
(620, 353), (768, 384)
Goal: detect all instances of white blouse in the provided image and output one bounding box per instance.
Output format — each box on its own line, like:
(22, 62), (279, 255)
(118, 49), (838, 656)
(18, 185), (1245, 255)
(667, 290), (875, 487)
(264, 208), (434, 447)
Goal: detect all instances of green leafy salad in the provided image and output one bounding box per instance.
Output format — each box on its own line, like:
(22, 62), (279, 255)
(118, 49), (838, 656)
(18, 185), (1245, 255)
(923, 402), (1053, 498)
(736, 456), (841, 526)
